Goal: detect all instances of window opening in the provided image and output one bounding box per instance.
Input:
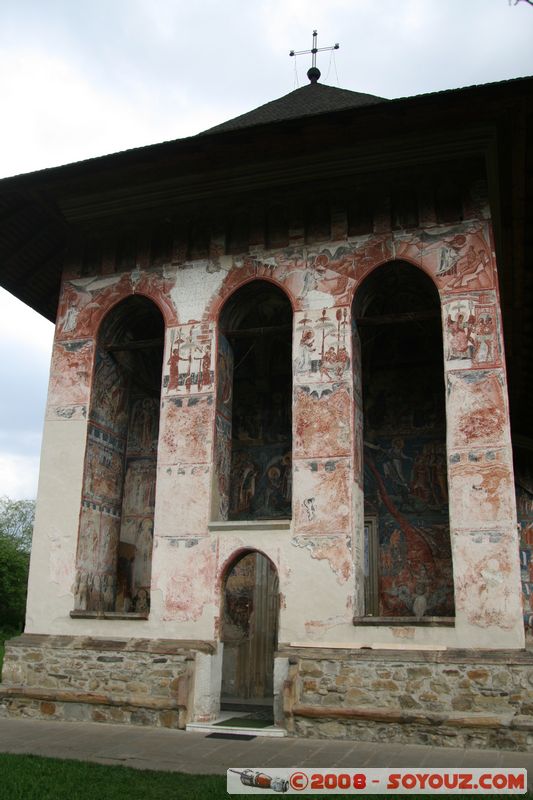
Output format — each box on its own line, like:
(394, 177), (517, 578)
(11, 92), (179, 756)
(74, 296), (164, 615)
(214, 281), (292, 521)
(354, 262), (454, 619)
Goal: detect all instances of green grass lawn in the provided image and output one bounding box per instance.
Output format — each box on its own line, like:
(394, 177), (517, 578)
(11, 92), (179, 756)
(0, 754), (227, 800)
(0, 754), (529, 800)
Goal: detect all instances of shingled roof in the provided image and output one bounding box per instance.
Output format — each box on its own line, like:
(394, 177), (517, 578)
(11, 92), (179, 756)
(203, 81), (387, 134)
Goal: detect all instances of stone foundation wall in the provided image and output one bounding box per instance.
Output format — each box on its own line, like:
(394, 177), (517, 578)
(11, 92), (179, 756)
(4, 636), (533, 747)
(281, 647), (533, 751)
(0, 634), (213, 729)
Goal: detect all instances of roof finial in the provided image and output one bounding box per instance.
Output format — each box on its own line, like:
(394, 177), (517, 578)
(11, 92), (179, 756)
(289, 30), (339, 84)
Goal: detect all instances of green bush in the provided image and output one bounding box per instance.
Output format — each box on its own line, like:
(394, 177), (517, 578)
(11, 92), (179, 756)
(0, 497), (34, 635)
(0, 538), (29, 631)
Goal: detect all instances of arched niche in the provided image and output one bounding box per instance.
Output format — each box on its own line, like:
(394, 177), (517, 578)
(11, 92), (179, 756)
(74, 295), (164, 615)
(220, 550), (279, 702)
(352, 261), (455, 620)
(213, 280), (293, 521)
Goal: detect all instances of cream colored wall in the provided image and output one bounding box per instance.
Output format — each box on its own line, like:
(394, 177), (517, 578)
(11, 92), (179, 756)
(25, 216), (525, 651)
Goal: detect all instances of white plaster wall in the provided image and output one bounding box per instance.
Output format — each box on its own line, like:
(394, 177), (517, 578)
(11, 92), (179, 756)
(24, 216), (526, 651)
(25, 419), (87, 632)
(192, 647), (223, 721)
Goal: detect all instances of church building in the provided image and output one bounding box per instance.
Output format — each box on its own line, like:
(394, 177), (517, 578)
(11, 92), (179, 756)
(0, 66), (532, 748)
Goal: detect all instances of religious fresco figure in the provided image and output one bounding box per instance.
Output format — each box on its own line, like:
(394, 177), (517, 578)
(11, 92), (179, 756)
(473, 311), (495, 363)
(167, 329), (187, 392)
(448, 245), (490, 289)
(447, 310), (476, 360)
(130, 397), (159, 453)
(133, 518), (154, 592)
(76, 297), (163, 613)
(230, 452), (259, 516)
(196, 343), (213, 391)
(134, 587), (150, 613)
(295, 319), (316, 372)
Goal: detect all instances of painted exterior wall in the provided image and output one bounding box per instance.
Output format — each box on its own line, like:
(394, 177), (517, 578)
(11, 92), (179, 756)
(24, 190), (524, 652)
(514, 450), (533, 641)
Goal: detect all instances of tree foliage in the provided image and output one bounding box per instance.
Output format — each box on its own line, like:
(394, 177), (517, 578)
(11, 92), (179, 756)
(0, 497), (35, 553)
(0, 497), (35, 631)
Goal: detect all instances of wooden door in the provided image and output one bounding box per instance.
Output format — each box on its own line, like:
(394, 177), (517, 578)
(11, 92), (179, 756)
(221, 552), (278, 699)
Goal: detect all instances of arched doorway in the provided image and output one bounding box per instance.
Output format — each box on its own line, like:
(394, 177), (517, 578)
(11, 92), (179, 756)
(353, 261), (454, 619)
(214, 280), (293, 521)
(221, 551), (279, 704)
(74, 295), (164, 615)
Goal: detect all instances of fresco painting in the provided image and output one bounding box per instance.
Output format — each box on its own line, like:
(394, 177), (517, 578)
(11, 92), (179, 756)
(155, 537), (216, 622)
(213, 334), (233, 519)
(116, 393), (158, 607)
(74, 298), (163, 614)
(291, 533), (353, 585)
(447, 370), (507, 449)
(293, 458), (351, 534)
(75, 348), (128, 611)
(357, 261), (454, 618)
(443, 294), (501, 368)
(351, 321), (364, 487)
(57, 269), (178, 340)
(423, 223), (494, 292)
(89, 350), (130, 433)
(217, 282), (293, 521)
(294, 307), (351, 384)
(47, 339), (93, 415)
(156, 463), (211, 537)
(214, 414), (232, 520)
(44, 193), (523, 639)
(448, 449), (515, 529)
(514, 449), (533, 639)
(230, 444), (292, 520)
(453, 535), (519, 631)
(363, 412), (454, 617)
(159, 396), (214, 465)
(75, 503), (120, 612)
(293, 383), (351, 458)
(164, 323), (214, 395)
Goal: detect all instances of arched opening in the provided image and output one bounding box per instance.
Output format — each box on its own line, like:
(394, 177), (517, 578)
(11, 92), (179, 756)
(74, 295), (164, 615)
(221, 550), (279, 709)
(353, 261), (454, 619)
(214, 280), (292, 521)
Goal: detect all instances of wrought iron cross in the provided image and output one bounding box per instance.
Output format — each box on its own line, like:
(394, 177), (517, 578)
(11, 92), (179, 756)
(290, 30), (339, 84)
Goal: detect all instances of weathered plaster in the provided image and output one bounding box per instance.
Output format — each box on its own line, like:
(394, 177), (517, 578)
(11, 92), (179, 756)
(22, 213), (524, 651)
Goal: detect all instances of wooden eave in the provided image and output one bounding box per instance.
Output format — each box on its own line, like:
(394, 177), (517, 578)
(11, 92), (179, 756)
(0, 76), (531, 336)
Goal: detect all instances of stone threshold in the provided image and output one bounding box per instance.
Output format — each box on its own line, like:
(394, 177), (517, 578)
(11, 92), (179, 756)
(70, 611), (149, 620)
(353, 616), (455, 627)
(208, 519), (291, 532)
(0, 685), (182, 713)
(289, 704), (533, 731)
(187, 719), (286, 738)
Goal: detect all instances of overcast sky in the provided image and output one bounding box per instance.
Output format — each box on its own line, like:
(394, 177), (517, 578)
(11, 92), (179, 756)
(0, 0), (532, 499)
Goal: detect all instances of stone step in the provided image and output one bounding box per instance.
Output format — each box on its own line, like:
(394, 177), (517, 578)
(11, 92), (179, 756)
(186, 720), (286, 738)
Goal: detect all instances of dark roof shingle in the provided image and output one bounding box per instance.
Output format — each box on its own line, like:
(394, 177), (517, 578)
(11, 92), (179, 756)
(202, 82), (387, 134)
